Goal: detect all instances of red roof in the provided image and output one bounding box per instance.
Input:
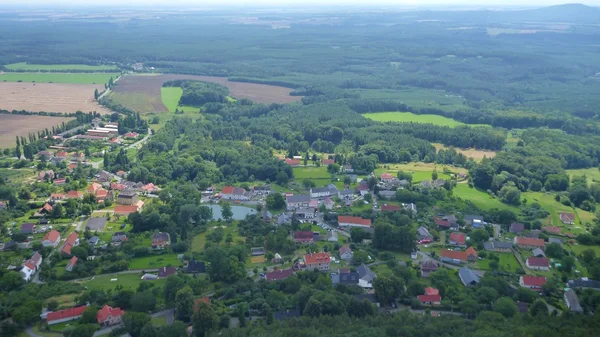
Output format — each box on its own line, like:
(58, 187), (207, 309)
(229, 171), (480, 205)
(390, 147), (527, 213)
(322, 159), (335, 165)
(114, 205), (138, 215)
(142, 183), (158, 191)
(97, 305), (125, 324)
(110, 183), (126, 191)
(61, 243), (73, 255)
(527, 257), (549, 267)
(381, 204), (401, 212)
(43, 230), (60, 243)
(41, 203), (53, 212)
(304, 252), (330, 265)
(515, 236), (545, 248)
(418, 294), (442, 303)
(53, 178), (66, 185)
(95, 189), (109, 199)
(543, 226), (561, 234)
(88, 183), (102, 193)
(440, 249), (467, 261)
(285, 158), (301, 166)
(266, 268), (294, 281)
(521, 275), (547, 287)
(24, 262), (36, 270)
(47, 306), (87, 323)
(433, 217), (451, 228)
(68, 256), (78, 267)
(339, 244), (353, 255)
(465, 247), (478, 258)
(293, 231), (314, 242)
(66, 191), (83, 199)
(449, 233), (466, 245)
(338, 216), (371, 227)
(221, 186), (234, 194)
(124, 132), (139, 138)
(424, 287), (439, 296)
(381, 173), (394, 180)
(560, 212), (575, 222)
(50, 193), (65, 199)
(65, 232), (78, 246)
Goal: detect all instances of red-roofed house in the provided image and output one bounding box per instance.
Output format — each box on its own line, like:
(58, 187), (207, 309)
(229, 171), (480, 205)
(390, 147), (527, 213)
(293, 231), (315, 244)
(220, 186), (248, 200)
(87, 182), (102, 194)
(124, 132), (139, 139)
(433, 217), (451, 229)
(114, 205), (139, 216)
(449, 233), (466, 247)
(95, 188), (109, 202)
(560, 212), (575, 225)
(418, 294), (442, 305)
(380, 173), (394, 182)
(66, 191), (83, 199)
(304, 252), (330, 271)
(66, 256), (78, 272)
(338, 216), (371, 228)
(50, 193), (65, 201)
(514, 236), (545, 249)
(526, 257), (550, 271)
(53, 178), (67, 185)
(142, 183), (160, 193)
(110, 183), (126, 191)
(46, 306), (88, 325)
(61, 232), (79, 256)
(519, 275), (547, 290)
(424, 287), (439, 296)
(266, 268), (294, 282)
(67, 163), (78, 172)
(381, 204), (401, 212)
(543, 226), (561, 234)
(40, 203), (53, 214)
(321, 159), (335, 166)
(42, 230), (61, 248)
(97, 305), (125, 326)
(440, 248), (477, 263)
(285, 158), (301, 166)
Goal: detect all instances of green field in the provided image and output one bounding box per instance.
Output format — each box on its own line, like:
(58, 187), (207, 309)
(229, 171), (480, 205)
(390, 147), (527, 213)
(566, 167), (600, 185)
(453, 184), (519, 212)
(363, 112), (489, 128)
(81, 273), (165, 291)
(477, 252), (521, 272)
(4, 62), (118, 71)
(293, 166), (330, 180)
(0, 72), (119, 84)
(129, 254), (183, 269)
(521, 192), (593, 231)
(160, 87), (202, 113)
(374, 162), (466, 183)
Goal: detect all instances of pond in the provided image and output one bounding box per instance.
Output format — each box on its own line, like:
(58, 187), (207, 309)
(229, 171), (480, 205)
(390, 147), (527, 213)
(206, 204), (257, 220)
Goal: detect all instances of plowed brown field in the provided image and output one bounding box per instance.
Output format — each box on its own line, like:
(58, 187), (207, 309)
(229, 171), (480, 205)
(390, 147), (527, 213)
(0, 114), (74, 148)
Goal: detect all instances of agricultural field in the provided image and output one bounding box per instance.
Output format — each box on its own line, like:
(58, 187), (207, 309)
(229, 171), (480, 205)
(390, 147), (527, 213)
(0, 167), (36, 183)
(4, 62), (118, 71)
(0, 82), (111, 115)
(374, 162), (467, 183)
(453, 184), (520, 212)
(0, 114), (74, 148)
(567, 167), (600, 185)
(433, 143), (497, 161)
(0, 72), (119, 84)
(110, 74), (301, 113)
(79, 273), (165, 291)
(363, 112), (490, 128)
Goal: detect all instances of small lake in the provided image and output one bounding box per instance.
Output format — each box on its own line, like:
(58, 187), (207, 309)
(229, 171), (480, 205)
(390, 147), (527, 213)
(206, 204), (257, 220)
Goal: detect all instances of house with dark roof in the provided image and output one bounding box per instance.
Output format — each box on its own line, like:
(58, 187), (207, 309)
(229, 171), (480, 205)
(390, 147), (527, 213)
(567, 278), (600, 290)
(516, 302), (529, 313)
(564, 289), (583, 313)
(151, 232), (170, 249)
(483, 240), (513, 252)
(339, 245), (353, 261)
(417, 226), (432, 243)
(184, 260), (206, 274)
(158, 266), (177, 278)
(310, 186), (331, 199)
(458, 267), (480, 286)
(421, 260), (438, 278)
(331, 268), (360, 286)
(509, 222), (525, 233)
(378, 190), (396, 200)
(266, 268), (294, 282)
(21, 223), (35, 234)
(357, 263), (377, 288)
(111, 232), (128, 244)
(117, 190), (139, 205)
(88, 236), (100, 246)
(286, 194), (311, 210)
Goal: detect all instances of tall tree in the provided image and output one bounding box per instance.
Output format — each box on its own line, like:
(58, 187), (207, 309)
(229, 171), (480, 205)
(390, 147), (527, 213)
(221, 202), (233, 222)
(175, 286), (194, 322)
(94, 88), (100, 100)
(192, 302), (217, 337)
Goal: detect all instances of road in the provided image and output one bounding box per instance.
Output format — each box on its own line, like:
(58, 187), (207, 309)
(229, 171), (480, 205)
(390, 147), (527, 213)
(25, 327), (42, 337)
(75, 215), (87, 231)
(126, 128), (152, 150)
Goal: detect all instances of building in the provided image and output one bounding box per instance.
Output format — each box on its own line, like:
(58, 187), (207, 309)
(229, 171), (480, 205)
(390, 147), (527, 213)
(285, 158), (301, 166)
(378, 190), (396, 200)
(158, 266), (177, 278)
(20, 252), (43, 281)
(526, 257), (550, 271)
(221, 186), (249, 201)
(483, 240), (513, 252)
(381, 204), (401, 212)
(304, 252), (330, 271)
(46, 306), (88, 325)
(338, 216), (371, 228)
(509, 222), (525, 234)
(286, 194), (311, 210)
(97, 305), (125, 326)
(50, 193), (65, 201)
(519, 275), (547, 290)
(66, 191), (84, 199)
(543, 226), (561, 234)
(66, 256), (78, 272)
(114, 205), (139, 216)
(338, 189), (354, 200)
(339, 245), (353, 261)
(88, 236), (100, 246)
(564, 289), (583, 313)
(440, 247), (478, 264)
(21, 223), (35, 234)
(310, 187), (331, 199)
(53, 178), (66, 185)
(61, 232), (80, 256)
(448, 233), (466, 246)
(357, 263), (377, 288)
(38, 170), (55, 181)
(458, 267), (480, 286)
(152, 232), (171, 249)
(404, 203), (417, 215)
(342, 165), (354, 173)
(117, 191), (139, 205)
(124, 132), (139, 138)
(322, 198), (335, 210)
(417, 226), (432, 243)
(265, 268), (294, 282)
(532, 248), (546, 257)
(112, 232), (128, 243)
(331, 268), (360, 286)
(326, 231), (338, 242)
(421, 260), (438, 278)
(380, 173), (394, 182)
(464, 214), (484, 226)
(184, 260), (206, 274)
(567, 277), (600, 290)
(560, 212), (575, 225)
(293, 231), (315, 244)
(321, 159), (335, 166)
(295, 208), (315, 219)
(42, 230), (61, 248)
(514, 236), (545, 249)
(87, 182), (102, 194)
(418, 294), (442, 306)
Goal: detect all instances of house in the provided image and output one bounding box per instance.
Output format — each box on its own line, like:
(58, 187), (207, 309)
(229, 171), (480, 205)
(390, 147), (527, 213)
(88, 236), (100, 246)
(124, 132), (139, 139)
(458, 267), (480, 286)
(326, 231), (338, 242)
(331, 268), (360, 286)
(95, 189), (109, 202)
(221, 186), (249, 201)
(65, 256), (78, 272)
(418, 294), (442, 306)
(421, 260), (438, 278)
(251, 247), (265, 256)
(519, 275), (547, 290)
(286, 195), (311, 210)
(38, 170), (55, 181)
(50, 193), (65, 201)
(532, 248), (546, 257)
(560, 212), (575, 225)
(285, 158), (301, 166)
(42, 230), (61, 248)
(262, 209), (273, 222)
(465, 214), (484, 227)
(142, 183), (160, 194)
(440, 247), (477, 264)
(380, 173), (394, 182)
(304, 252), (330, 271)
(338, 189), (354, 200)
(116, 191), (139, 205)
(322, 198), (335, 210)
(357, 263), (377, 288)
(448, 233), (466, 246)
(509, 222), (525, 234)
(151, 232), (171, 249)
(21, 223), (36, 234)
(339, 245), (353, 261)
(321, 159), (335, 166)
(266, 268), (294, 282)
(96, 171), (112, 183)
(404, 203), (417, 215)
(567, 277), (600, 290)
(564, 289), (583, 313)
(308, 199), (319, 209)
(514, 236), (545, 249)
(53, 178), (66, 185)
(158, 266), (177, 278)
(381, 204), (401, 212)
(338, 216), (371, 228)
(543, 226), (561, 234)
(184, 260), (206, 274)
(549, 237), (563, 245)
(433, 216), (458, 230)
(97, 305), (125, 326)
(111, 183), (127, 191)
(46, 306), (88, 325)
(112, 232), (128, 243)
(37, 150), (55, 159)
(66, 191), (84, 199)
(424, 287), (439, 296)
(295, 208), (315, 219)
(310, 187), (330, 199)
(378, 190), (396, 200)
(61, 232), (80, 256)
(417, 226), (432, 243)
(293, 231), (315, 244)
(526, 257), (549, 271)
(114, 205), (139, 216)
(116, 170), (128, 178)
(483, 240), (513, 252)
(20, 252), (43, 281)
(87, 182), (102, 194)
(67, 163), (78, 172)
(342, 165), (354, 173)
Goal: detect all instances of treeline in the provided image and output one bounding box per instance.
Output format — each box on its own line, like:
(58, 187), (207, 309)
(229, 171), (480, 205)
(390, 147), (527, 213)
(163, 80), (230, 106)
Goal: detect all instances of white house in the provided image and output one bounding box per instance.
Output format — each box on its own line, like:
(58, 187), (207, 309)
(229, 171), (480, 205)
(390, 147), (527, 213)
(339, 245), (353, 261)
(310, 187), (331, 199)
(20, 252), (42, 281)
(42, 230), (61, 248)
(286, 195), (311, 210)
(221, 186), (249, 201)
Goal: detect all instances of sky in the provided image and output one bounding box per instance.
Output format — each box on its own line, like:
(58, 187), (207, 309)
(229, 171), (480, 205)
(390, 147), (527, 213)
(1, 0), (599, 7)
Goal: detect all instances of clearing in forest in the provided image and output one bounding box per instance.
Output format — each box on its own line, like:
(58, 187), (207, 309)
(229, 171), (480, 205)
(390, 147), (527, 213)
(453, 184), (519, 212)
(4, 62), (118, 71)
(433, 143), (497, 161)
(0, 72), (119, 84)
(363, 111), (490, 128)
(0, 114), (74, 148)
(374, 162), (467, 183)
(160, 87), (202, 113)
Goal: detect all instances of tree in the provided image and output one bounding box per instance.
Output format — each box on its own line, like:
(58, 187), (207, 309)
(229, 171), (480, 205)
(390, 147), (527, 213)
(529, 299), (549, 317)
(432, 169), (438, 180)
(544, 243), (564, 259)
(459, 298), (479, 318)
(67, 324), (97, 337)
(237, 304), (247, 327)
(327, 163), (340, 174)
(364, 193), (372, 203)
(175, 286), (194, 322)
(123, 312), (151, 337)
(494, 297), (518, 318)
(516, 287), (537, 303)
(302, 179), (316, 189)
(560, 256), (576, 273)
(266, 193), (286, 210)
(80, 307), (98, 324)
(94, 88), (100, 100)
(498, 182), (521, 205)
(164, 275), (186, 304)
(140, 324), (158, 337)
(71, 246), (88, 260)
(131, 291), (157, 312)
(221, 202), (233, 222)
(0, 272), (24, 292)
(47, 300), (59, 311)
(373, 275), (404, 305)
(397, 171), (413, 182)
(192, 302), (217, 337)
(218, 314), (230, 329)
(582, 249), (596, 263)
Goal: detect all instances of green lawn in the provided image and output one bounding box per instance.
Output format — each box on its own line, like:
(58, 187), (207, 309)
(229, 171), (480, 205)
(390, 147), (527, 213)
(522, 192), (592, 231)
(82, 273), (165, 291)
(0, 72), (119, 84)
(293, 166), (330, 180)
(567, 244), (600, 257)
(129, 254), (183, 269)
(374, 162), (466, 183)
(477, 252), (521, 273)
(566, 167), (600, 185)
(5, 62), (118, 71)
(151, 315), (167, 326)
(161, 87), (202, 113)
(453, 184), (519, 212)
(363, 112), (490, 128)
(0, 168), (36, 183)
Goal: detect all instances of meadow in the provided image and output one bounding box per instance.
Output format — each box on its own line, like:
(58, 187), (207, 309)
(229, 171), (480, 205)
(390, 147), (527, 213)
(4, 62), (118, 71)
(433, 143), (497, 161)
(566, 167), (600, 185)
(80, 273), (166, 291)
(129, 254), (183, 269)
(522, 192), (593, 231)
(477, 252), (521, 272)
(160, 87), (202, 113)
(363, 112), (490, 128)
(0, 72), (119, 84)
(453, 184), (520, 212)
(292, 166), (331, 180)
(374, 162), (467, 183)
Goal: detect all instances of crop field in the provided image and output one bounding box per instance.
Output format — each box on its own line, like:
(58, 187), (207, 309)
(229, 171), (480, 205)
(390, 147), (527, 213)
(0, 114), (74, 148)
(110, 74), (301, 113)
(4, 62), (118, 71)
(433, 143), (497, 161)
(453, 184), (519, 212)
(0, 82), (111, 114)
(374, 162), (467, 183)
(363, 111), (490, 128)
(0, 72), (119, 84)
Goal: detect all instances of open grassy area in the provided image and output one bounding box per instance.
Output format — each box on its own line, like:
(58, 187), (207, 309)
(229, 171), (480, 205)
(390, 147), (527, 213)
(293, 166), (331, 180)
(0, 72), (119, 84)
(433, 143), (497, 162)
(129, 253), (183, 269)
(363, 111), (490, 128)
(161, 87), (202, 113)
(374, 162), (466, 183)
(80, 273), (165, 291)
(5, 62), (118, 71)
(0, 168), (36, 183)
(191, 223), (246, 253)
(151, 315), (167, 326)
(522, 192), (592, 231)
(567, 167), (600, 185)
(478, 252), (521, 273)
(453, 184), (519, 212)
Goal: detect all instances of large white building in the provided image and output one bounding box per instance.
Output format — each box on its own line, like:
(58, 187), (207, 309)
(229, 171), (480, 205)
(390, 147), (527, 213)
(221, 186), (249, 201)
